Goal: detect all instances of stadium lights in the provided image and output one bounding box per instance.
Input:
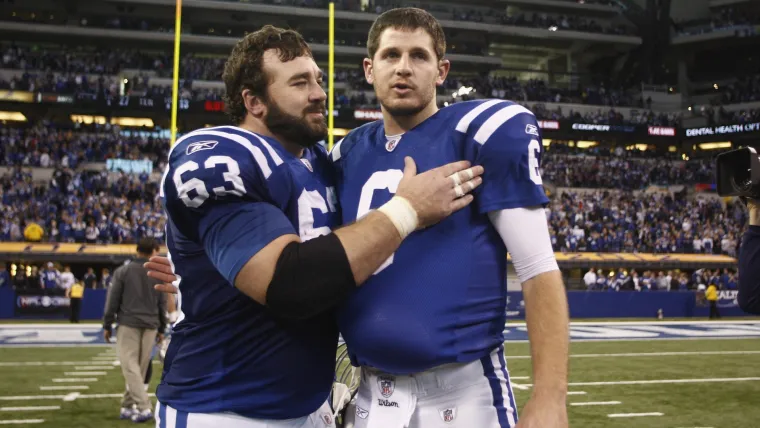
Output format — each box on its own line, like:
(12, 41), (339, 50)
(714, 84), (719, 90)
(71, 115), (107, 125)
(330, 128), (349, 137)
(549, 26), (558, 31)
(111, 117), (155, 127)
(542, 139), (552, 147)
(699, 142), (732, 150)
(576, 141), (599, 149)
(453, 86), (475, 98)
(669, 146), (678, 152)
(0, 111), (27, 122)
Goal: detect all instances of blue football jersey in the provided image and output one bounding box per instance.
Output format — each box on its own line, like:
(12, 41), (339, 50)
(332, 100), (548, 374)
(158, 126), (340, 419)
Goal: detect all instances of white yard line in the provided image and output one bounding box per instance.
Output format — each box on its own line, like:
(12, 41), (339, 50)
(51, 378), (97, 383)
(0, 361), (115, 367)
(64, 372), (106, 376)
(505, 376), (760, 389)
(62, 393), (80, 402)
(567, 391), (587, 395)
(0, 396), (66, 401)
(571, 401), (621, 406)
(39, 386), (89, 391)
(509, 376), (530, 380)
(608, 412), (664, 418)
(0, 393), (155, 401)
(0, 407), (59, 412)
(506, 350), (760, 359)
(0, 344), (111, 348)
(510, 383), (530, 391)
(0, 419), (45, 424)
(74, 366), (113, 370)
(567, 377), (760, 387)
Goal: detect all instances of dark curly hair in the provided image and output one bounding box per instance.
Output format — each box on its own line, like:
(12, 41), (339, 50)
(222, 25), (313, 124)
(367, 8), (446, 61)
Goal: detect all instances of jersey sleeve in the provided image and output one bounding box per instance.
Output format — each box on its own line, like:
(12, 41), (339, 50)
(467, 104), (549, 213)
(163, 130), (296, 285)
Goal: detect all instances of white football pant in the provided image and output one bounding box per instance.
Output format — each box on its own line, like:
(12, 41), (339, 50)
(348, 345), (518, 428)
(155, 400), (336, 428)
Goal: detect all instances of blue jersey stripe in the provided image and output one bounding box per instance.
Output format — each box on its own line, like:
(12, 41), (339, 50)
(158, 402), (166, 428)
(480, 353), (510, 428)
(497, 346), (519, 424)
(175, 409), (189, 428)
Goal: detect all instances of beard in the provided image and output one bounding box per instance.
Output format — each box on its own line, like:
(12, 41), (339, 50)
(377, 84), (435, 118)
(264, 98), (327, 148)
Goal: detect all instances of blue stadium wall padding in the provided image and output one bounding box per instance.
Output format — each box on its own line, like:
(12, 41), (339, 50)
(506, 291), (752, 319)
(0, 289), (753, 319)
(0, 288), (14, 319)
(80, 289), (108, 320)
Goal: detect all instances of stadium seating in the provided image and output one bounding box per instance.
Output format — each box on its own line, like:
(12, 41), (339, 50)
(0, 124), (167, 244)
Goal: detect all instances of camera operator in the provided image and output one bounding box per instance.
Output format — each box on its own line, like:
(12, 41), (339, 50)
(738, 198), (760, 314)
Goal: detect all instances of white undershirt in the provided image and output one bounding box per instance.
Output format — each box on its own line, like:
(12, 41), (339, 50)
(488, 207), (559, 284)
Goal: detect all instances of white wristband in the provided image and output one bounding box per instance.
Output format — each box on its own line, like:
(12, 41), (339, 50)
(377, 196), (419, 239)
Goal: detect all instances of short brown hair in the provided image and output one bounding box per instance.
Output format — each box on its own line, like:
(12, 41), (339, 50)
(222, 25), (313, 124)
(367, 8), (446, 61)
(136, 238), (159, 256)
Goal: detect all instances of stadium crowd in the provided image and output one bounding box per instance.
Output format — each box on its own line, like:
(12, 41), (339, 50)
(0, 121), (745, 258)
(541, 155), (714, 190)
(0, 123), (167, 246)
(0, 165), (165, 245)
(2, 44), (646, 107)
(214, 0), (635, 35)
(548, 191), (745, 257)
(714, 74), (760, 106)
(676, 5), (760, 36)
(0, 123), (169, 168)
(581, 267), (738, 292)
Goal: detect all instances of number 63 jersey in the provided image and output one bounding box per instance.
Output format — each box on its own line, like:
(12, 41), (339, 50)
(331, 100), (549, 375)
(157, 126), (340, 419)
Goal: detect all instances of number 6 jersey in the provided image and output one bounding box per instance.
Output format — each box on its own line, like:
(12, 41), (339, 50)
(158, 126), (340, 419)
(331, 100), (549, 375)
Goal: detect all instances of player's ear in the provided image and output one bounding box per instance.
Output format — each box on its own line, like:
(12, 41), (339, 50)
(363, 58), (374, 85)
(242, 89), (266, 118)
(436, 58), (450, 86)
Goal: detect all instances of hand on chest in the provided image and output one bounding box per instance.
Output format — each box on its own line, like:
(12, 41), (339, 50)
(342, 133), (464, 223)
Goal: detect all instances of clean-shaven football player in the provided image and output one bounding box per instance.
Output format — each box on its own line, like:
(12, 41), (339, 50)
(151, 25), (483, 428)
(330, 8), (569, 428)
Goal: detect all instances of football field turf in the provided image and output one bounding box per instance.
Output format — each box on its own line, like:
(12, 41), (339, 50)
(0, 323), (758, 427)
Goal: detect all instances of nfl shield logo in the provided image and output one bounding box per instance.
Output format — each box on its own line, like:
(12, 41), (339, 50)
(440, 407), (456, 423)
(300, 158), (313, 172)
(321, 413), (332, 426)
(385, 138), (400, 152)
(378, 375), (395, 398)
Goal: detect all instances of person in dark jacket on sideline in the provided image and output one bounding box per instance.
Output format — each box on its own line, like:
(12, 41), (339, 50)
(103, 238), (166, 423)
(739, 199), (760, 314)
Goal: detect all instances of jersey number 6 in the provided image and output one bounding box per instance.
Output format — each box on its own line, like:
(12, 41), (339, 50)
(357, 169), (404, 275)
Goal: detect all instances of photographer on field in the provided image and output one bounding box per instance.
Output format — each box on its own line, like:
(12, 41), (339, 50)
(738, 198), (760, 314)
(717, 147), (760, 314)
